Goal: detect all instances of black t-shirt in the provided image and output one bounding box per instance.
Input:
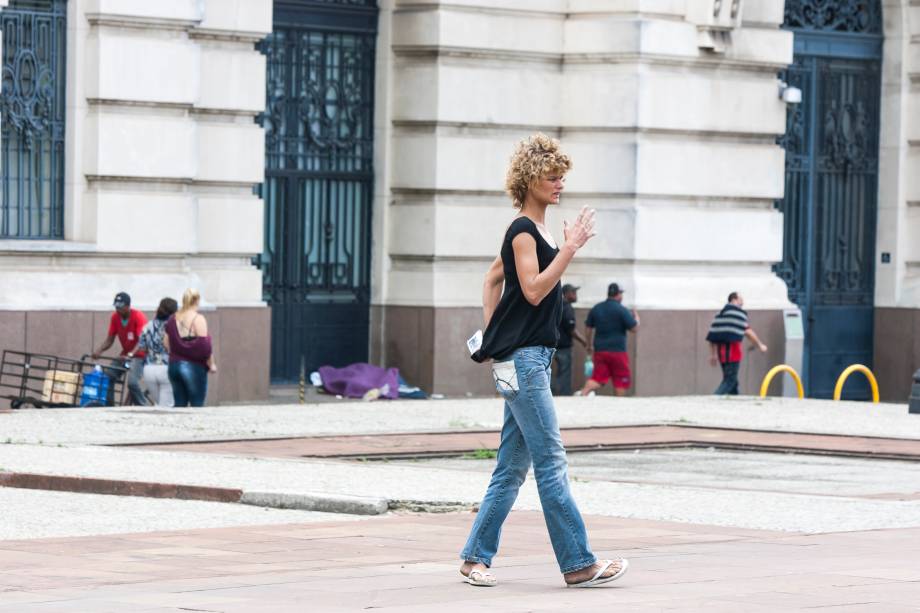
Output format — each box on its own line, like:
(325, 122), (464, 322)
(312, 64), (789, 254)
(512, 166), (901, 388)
(473, 217), (562, 362)
(557, 301), (576, 349)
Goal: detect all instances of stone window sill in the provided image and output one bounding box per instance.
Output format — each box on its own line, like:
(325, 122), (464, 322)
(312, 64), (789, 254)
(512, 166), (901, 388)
(0, 240), (97, 254)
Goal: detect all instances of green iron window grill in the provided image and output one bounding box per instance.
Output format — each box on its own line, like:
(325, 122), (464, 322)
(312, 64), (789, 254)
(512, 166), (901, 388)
(0, 0), (66, 239)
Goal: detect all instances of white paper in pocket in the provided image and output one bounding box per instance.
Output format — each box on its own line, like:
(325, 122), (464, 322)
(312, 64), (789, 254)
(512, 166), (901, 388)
(467, 329), (483, 355)
(491, 359), (519, 393)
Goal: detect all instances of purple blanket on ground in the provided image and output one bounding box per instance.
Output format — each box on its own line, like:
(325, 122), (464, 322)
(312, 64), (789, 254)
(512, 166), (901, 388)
(318, 363), (400, 400)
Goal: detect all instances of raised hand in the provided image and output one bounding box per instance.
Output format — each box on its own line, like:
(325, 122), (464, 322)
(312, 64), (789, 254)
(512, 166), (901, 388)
(563, 205), (597, 251)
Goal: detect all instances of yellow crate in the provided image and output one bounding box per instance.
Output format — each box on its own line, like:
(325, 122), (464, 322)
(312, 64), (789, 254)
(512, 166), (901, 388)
(41, 370), (80, 405)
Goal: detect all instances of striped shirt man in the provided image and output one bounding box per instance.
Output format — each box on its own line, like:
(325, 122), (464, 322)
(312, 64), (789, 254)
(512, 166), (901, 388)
(707, 292), (768, 395)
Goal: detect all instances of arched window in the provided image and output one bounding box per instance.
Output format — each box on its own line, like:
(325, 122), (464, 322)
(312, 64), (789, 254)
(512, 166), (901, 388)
(0, 0), (66, 239)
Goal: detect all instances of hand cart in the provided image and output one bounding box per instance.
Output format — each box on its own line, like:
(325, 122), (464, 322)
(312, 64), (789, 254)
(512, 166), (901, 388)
(0, 350), (128, 409)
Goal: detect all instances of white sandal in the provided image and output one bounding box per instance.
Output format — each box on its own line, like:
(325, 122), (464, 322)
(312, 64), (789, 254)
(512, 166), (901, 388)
(461, 568), (498, 587)
(566, 558), (629, 588)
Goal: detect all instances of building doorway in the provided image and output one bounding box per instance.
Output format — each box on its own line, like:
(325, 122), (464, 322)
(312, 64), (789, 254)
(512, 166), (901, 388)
(256, 1), (379, 382)
(776, 1), (882, 398)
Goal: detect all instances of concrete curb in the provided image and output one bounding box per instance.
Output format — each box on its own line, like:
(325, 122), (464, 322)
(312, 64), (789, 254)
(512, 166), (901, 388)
(0, 471), (389, 516)
(240, 491), (389, 516)
(0, 472), (242, 503)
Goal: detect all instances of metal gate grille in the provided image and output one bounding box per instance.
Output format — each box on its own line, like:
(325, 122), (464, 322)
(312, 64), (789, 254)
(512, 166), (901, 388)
(257, 1), (377, 382)
(0, 0), (66, 239)
(776, 0), (881, 398)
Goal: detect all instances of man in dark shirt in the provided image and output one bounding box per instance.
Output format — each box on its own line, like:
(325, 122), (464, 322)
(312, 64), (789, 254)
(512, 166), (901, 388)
(578, 283), (639, 397)
(552, 283), (587, 396)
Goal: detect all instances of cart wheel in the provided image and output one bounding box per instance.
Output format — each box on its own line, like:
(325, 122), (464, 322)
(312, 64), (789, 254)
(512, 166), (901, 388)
(10, 399), (22, 409)
(83, 401), (104, 408)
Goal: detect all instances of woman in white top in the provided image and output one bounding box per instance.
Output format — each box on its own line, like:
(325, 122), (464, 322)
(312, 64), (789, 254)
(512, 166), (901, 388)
(129, 297), (177, 407)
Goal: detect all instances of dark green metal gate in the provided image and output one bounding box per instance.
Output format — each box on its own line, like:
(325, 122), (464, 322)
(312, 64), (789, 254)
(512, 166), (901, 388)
(776, 1), (882, 398)
(257, 0), (378, 382)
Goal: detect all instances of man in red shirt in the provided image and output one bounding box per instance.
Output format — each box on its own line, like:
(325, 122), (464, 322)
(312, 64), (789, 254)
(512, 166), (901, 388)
(708, 292), (768, 395)
(92, 292), (150, 405)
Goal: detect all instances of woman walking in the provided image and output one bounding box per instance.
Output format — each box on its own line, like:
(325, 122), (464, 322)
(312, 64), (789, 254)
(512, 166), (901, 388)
(461, 134), (628, 588)
(164, 289), (216, 407)
(129, 297), (178, 406)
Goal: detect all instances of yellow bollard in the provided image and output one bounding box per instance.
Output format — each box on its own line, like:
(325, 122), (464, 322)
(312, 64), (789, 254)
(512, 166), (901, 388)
(759, 364), (804, 399)
(833, 364), (879, 404)
(299, 355), (306, 405)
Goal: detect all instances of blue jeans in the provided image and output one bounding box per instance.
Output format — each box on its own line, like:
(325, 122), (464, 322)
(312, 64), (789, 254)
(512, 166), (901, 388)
(715, 361), (740, 395)
(168, 361), (208, 407)
(461, 346), (596, 574)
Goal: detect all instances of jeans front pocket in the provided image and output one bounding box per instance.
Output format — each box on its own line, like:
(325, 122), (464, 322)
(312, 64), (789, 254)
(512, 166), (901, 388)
(492, 359), (519, 399)
(512, 347), (551, 392)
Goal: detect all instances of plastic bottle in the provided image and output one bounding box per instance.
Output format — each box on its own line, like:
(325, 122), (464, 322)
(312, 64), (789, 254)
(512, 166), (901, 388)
(584, 357), (594, 378)
(80, 364), (110, 407)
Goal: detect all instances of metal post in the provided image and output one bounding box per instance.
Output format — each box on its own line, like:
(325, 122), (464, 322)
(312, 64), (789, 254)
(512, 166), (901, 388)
(299, 355), (306, 405)
(908, 369), (920, 414)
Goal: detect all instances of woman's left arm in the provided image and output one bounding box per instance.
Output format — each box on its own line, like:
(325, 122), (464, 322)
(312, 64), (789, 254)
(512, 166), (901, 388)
(196, 315), (218, 373)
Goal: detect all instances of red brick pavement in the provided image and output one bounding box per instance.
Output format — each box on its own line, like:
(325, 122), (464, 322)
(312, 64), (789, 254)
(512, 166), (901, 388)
(135, 425), (920, 462)
(1, 512), (919, 612)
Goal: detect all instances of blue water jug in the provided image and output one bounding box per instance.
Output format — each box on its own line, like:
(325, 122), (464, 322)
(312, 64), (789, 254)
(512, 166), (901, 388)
(80, 365), (110, 407)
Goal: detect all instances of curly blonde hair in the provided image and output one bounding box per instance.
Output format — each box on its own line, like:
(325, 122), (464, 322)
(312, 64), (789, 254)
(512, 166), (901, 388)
(505, 133), (572, 208)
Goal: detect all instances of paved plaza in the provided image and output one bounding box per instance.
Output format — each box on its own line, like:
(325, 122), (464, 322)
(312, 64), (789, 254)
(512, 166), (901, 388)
(3, 512), (920, 612)
(1, 395), (919, 610)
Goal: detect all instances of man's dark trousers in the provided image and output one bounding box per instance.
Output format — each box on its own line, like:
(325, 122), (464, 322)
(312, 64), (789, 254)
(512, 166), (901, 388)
(715, 361), (740, 395)
(552, 347), (573, 396)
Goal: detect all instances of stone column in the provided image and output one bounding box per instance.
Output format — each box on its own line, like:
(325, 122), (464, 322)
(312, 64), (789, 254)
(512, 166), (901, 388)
(78, 0), (271, 401)
(872, 0), (920, 400)
(381, 0), (567, 394)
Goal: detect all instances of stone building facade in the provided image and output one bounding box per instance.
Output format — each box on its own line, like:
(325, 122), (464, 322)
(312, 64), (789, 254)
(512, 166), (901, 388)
(1, 0), (918, 403)
(0, 0), (271, 404)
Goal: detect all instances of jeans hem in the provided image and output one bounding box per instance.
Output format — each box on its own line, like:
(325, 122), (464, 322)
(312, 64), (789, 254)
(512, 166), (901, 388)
(459, 554), (491, 568)
(560, 557), (598, 574)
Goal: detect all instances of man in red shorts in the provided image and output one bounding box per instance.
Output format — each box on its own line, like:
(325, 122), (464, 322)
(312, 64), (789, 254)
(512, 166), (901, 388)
(578, 283), (639, 397)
